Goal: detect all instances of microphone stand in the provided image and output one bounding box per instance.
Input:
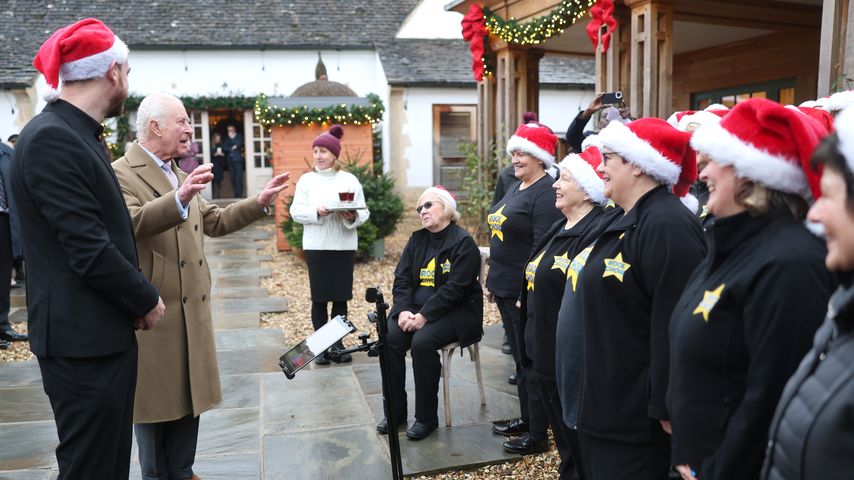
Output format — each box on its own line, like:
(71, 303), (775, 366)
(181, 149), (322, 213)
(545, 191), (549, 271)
(327, 287), (404, 480)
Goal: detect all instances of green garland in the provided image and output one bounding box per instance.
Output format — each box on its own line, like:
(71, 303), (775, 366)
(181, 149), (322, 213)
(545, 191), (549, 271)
(485, 0), (596, 46)
(123, 94), (257, 111)
(254, 93), (385, 127)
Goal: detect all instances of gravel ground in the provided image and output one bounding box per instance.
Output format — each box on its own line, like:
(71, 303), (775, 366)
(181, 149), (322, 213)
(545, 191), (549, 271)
(0, 320), (32, 363)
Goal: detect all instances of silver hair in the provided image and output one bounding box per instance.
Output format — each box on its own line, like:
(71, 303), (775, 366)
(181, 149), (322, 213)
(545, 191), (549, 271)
(135, 93), (182, 142)
(417, 190), (461, 223)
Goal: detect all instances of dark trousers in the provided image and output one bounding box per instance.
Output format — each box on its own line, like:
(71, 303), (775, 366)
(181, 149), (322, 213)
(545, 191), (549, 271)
(0, 213), (11, 331)
(385, 314), (458, 423)
(227, 159), (244, 198)
(135, 414), (201, 480)
(577, 429), (671, 480)
(37, 343), (138, 480)
(311, 301), (348, 332)
(496, 296), (548, 440)
(534, 376), (584, 480)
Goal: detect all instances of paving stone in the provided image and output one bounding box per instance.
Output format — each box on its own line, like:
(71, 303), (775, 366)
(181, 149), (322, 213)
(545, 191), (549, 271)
(210, 267), (272, 278)
(213, 297), (288, 314)
(217, 348), (283, 376)
(212, 287), (271, 299)
(208, 261), (261, 270)
(398, 423), (520, 476)
(218, 374), (261, 410)
(215, 328), (283, 351)
(0, 469), (53, 480)
(129, 453), (260, 480)
(261, 369), (374, 435)
(0, 422), (58, 470)
(0, 361), (43, 388)
(263, 425), (391, 480)
(214, 276), (260, 289)
(218, 248), (260, 256)
(196, 408), (260, 457)
(8, 310), (26, 324)
(0, 387), (53, 423)
(212, 312), (260, 330)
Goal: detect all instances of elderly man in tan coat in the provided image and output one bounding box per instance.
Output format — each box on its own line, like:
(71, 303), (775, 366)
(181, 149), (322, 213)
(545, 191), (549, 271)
(112, 92), (289, 480)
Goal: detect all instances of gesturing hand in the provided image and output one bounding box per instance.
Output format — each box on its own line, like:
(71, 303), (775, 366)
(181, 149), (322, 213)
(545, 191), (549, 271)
(177, 163), (214, 206)
(257, 172), (291, 208)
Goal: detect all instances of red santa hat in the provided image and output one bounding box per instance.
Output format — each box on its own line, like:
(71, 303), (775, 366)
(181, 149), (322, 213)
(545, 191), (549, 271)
(691, 97), (826, 199)
(33, 18), (129, 102)
(785, 105), (835, 134)
(422, 185), (457, 211)
(557, 145), (606, 206)
(666, 106), (728, 132)
(596, 117), (698, 210)
(506, 119), (558, 169)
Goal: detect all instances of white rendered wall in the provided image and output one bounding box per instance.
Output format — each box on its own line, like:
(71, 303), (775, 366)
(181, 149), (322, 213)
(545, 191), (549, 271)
(0, 94), (18, 141)
(399, 87), (477, 188)
(539, 88), (597, 135)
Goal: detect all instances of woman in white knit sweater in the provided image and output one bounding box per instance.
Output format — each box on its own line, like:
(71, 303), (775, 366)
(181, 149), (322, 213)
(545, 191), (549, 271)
(290, 125), (369, 364)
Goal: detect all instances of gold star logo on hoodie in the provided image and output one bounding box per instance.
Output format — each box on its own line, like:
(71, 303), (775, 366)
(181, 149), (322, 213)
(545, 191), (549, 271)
(693, 284), (725, 322)
(488, 205), (508, 241)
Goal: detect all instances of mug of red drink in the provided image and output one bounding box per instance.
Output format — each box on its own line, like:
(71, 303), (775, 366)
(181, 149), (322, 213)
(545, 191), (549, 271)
(338, 190), (355, 202)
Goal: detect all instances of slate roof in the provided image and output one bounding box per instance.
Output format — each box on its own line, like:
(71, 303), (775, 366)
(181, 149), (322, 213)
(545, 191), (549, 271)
(379, 39), (594, 87)
(0, 0), (419, 87)
(0, 1), (593, 90)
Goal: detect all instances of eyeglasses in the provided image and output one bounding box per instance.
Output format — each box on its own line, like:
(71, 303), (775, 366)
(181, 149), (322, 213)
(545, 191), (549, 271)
(416, 201), (434, 214)
(601, 152), (621, 165)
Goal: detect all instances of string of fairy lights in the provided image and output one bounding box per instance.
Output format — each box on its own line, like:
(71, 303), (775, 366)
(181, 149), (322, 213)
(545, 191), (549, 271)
(484, 0), (597, 46)
(254, 93), (385, 127)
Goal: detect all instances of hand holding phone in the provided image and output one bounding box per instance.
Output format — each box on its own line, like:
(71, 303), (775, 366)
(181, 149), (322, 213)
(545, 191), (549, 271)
(601, 91), (623, 105)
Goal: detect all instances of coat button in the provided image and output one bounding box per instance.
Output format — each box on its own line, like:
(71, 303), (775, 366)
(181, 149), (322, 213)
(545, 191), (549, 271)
(195, 224), (199, 231)
(819, 352), (827, 361)
(180, 260), (186, 268)
(199, 259), (203, 266)
(182, 296), (187, 304)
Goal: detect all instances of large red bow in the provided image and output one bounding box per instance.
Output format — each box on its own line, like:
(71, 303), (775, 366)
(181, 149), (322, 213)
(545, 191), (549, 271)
(586, 0), (617, 52)
(461, 4), (487, 81)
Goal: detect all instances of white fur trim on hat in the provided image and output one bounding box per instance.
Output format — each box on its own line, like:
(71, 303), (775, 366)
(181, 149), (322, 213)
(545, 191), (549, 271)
(677, 110), (722, 132)
(679, 193), (699, 214)
(59, 35), (128, 82)
(835, 106), (854, 173)
(506, 135), (555, 168)
(799, 100), (818, 108)
(826, 90), (854, 113)
(595, 121), (681, 185)
(704, 103), (730, 111)
(423, 186), (457, 211)
(559, 155), (606, 206)
(690, 122), (809, 196)
(581, 134), (600, 151)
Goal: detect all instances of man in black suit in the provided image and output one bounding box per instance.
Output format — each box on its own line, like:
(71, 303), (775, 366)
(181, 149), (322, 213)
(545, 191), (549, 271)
(12, 19), (165, 479)
(0, 141), (26, 348)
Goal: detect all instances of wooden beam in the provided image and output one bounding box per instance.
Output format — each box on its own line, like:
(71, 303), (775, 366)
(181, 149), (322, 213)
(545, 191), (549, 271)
(818, 0), (848, 97)
(669, 0), (821, 29)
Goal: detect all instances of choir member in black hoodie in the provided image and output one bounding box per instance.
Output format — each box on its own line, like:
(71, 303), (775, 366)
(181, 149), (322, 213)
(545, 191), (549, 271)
(762, 105), (854, 480)
(568, 118), (707, 480)
(517, 145), (609, 479)
(487, 119), (562, 450)
(669, 98), (835, 480)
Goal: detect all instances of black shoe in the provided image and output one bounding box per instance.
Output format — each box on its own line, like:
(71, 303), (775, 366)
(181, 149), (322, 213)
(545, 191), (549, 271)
(492, 418), (528, 436)
(376, 416), (406, 435)
(314, 352), (330, 365)
(508, 373), (517, 385)
(0, 330), (27, 342)
(0, 339), (8, 349)
(406, 420), (438, 440)
(501, 334), (512, 355)
(503, 434), (550, 455)
(492, 418), (514, 427)
(329, 343), (352, 363)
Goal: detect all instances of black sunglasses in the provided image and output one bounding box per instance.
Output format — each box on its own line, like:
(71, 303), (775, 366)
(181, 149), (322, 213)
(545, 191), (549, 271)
(416, 201), (434, 214)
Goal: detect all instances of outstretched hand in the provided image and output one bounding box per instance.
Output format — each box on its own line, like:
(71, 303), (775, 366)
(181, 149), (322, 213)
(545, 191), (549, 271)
(177, 163), (214, 206)
(583, 93), (607, 119)
(257, 172), (291, 208)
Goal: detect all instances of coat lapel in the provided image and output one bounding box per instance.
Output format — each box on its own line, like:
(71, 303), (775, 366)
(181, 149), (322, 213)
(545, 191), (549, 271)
(125, 142), (176, 197)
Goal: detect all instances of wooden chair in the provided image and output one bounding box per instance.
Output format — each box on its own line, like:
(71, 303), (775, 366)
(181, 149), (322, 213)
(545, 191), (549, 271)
(439, 249), (489, 427)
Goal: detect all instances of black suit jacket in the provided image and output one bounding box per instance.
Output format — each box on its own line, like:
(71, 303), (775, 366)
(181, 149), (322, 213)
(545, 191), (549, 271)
(11, 100), (159, 358)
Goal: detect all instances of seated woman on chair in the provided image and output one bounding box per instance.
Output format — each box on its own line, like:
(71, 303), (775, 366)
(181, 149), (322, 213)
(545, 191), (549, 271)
(378, 186), (483, 440)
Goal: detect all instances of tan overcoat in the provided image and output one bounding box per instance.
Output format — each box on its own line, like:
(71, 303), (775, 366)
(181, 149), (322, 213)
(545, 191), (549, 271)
(113, 142), (267, 423)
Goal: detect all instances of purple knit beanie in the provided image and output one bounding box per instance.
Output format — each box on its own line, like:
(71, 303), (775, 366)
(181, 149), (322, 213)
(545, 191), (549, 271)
(312, 124), (344, 158)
